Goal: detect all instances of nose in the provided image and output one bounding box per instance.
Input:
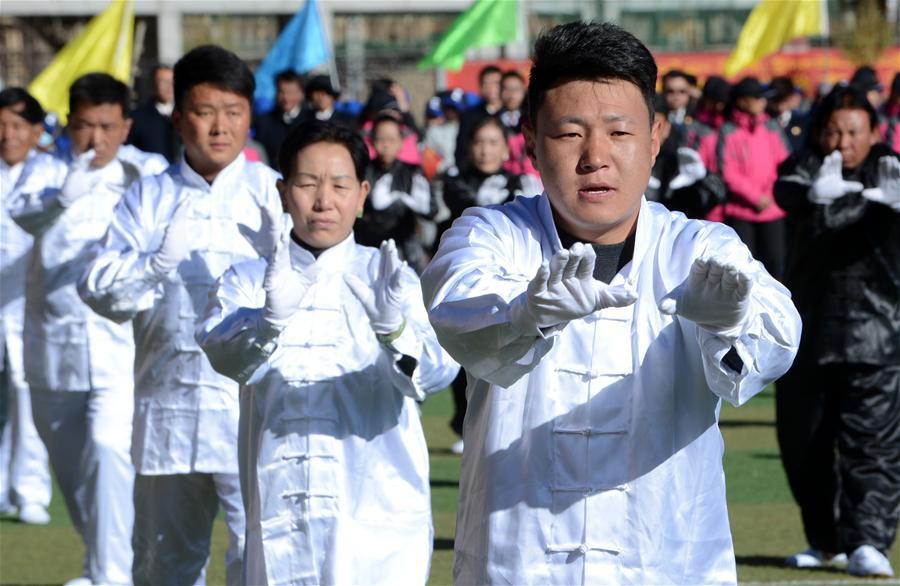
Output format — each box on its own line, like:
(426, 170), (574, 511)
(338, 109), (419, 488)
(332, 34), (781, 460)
(577, 132), (610, 173)
(312, 183), (335, 211)
(89, 125), (104, 149)
(838, 132), (854, 151)
(210, 109), (227, 135)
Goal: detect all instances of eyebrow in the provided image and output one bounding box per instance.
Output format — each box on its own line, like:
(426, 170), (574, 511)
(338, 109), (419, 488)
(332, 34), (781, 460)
(294, 171), (354, 181)
(554, 114), (635, 125)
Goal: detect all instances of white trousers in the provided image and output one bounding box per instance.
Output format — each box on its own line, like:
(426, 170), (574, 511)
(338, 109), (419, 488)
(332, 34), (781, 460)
(0, 334), (51, 510)
(133, 472), (245, 586)
(30, 386), (135, 585)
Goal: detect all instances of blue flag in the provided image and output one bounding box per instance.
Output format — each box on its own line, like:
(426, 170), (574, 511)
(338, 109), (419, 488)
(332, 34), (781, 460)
(254, 0), (330, 113)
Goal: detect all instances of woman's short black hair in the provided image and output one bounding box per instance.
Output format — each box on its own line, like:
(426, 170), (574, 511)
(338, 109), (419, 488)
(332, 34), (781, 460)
(810, 83), (879, 151)
(278, 120), (369, 181)
(68, 73), (130, 118)
(527, 21), (657, 126)
(0, 87), (45, 124)
(371, 111), (404, 138)
(468, 115), (509, 145)
(173, 45), (254, 112)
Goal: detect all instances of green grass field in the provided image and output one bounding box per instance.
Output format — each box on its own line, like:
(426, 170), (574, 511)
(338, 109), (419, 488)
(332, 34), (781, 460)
(1, 387), (898, 585)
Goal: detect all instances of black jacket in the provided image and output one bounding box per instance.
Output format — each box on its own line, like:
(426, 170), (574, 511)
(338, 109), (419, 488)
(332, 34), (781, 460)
(774, 143), (900, 366)
(127, 102), (180, 163)
(252, 108), (306, 171)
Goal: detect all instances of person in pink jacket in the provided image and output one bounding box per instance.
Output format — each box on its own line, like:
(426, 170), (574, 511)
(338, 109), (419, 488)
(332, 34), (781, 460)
(716, 77), (791, 280)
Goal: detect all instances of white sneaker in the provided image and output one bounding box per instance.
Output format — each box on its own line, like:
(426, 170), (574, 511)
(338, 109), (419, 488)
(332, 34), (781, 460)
(848, 544), (895, 577)
(17, 503), (50, 525)
(62, 577), (92, 586)
(785, 547), (847, 568)
(450, 439), (464, 455)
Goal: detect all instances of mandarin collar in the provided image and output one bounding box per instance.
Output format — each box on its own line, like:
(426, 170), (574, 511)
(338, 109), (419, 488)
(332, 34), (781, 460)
(178, 152), (246, 192)
(288, 230), (357, 274)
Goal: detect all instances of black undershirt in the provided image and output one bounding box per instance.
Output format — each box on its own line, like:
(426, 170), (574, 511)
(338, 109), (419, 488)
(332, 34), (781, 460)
(557, 229), (636, 284)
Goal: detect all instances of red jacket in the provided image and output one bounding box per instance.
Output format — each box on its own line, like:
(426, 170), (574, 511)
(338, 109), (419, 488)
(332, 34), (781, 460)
(717, 110), (790, 222)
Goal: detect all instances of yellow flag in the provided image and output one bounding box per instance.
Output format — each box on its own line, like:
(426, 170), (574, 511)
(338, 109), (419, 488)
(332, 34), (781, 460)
(28, 0), (135, 125)
(725, 0), (827, 77)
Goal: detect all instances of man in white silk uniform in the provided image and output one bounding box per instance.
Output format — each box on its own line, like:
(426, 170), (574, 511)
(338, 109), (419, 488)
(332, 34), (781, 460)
(0, 87), (55, 527)
(197, 121), (459, 585)
(80, 46), (279, 585)
(421, 22), (802, 585)
(9, 74), (165, 586)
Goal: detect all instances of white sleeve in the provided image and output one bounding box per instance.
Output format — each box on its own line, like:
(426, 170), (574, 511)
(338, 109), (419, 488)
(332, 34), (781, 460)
(77, 178), (167, 322)
(691, 224), (801, 406)
(194, 262), (277, 386)
(6, 162), (68, 235)
(421, 208), (560, 388)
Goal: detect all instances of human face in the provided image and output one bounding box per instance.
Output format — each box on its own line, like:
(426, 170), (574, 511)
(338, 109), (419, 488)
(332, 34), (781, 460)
(525, 79), (660, 244)
(173, 83), (251, 182)
(819, 108), (877, 170)
(68, 102), (132, 168)
(276, 80), (304, 113)
(372, 120), (403, 166)
(736, 95), (767, 116)
(471, 122), (508, 175)
(279, 142), (369, 249)
(310, 90), (334, 113)
(0, 106), (42, 166)
(501, 76), (526, 112)
(154, 68), (174, 104)
(481, 71), (502, 107)
(663, 76), (691, 111)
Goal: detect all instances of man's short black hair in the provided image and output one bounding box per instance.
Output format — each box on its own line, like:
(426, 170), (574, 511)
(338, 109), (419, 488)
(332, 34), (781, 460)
(275, 69), (304, 88)
(502, 70), (525, 85)
(278, 120), (369, 181)
(173, 45), (254, 112)
(479, 65), (503, 85)
(371, 111), (404, 138)
(69, 73), (130, 118)
(528, 21), (657, 126)
(662, 69), (691, 85)
(0, 87), (45, 124)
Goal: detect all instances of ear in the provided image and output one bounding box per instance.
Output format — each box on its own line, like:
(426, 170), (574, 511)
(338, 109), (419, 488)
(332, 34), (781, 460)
(357, 179), (371, 215)
(523, 121), (539, 172)
(276, 178), (289, 213)
(649, 117), (662, 168)
(122, 117), (133, 138)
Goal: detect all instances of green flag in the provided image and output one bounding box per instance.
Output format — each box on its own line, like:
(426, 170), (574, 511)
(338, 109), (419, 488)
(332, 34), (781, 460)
(418, 0), (518, 71)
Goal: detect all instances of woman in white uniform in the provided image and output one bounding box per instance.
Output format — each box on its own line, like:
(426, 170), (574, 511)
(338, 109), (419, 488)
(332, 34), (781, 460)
(197, 120), (458, 586)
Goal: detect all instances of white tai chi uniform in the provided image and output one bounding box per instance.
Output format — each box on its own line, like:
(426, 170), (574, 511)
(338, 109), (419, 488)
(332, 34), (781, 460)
(421, 194), (801, 585)
(8, 148), (163, 584)
(80, 153), (281, 586)
(0, 150), (58, 516)
(197, 233), (459, 585)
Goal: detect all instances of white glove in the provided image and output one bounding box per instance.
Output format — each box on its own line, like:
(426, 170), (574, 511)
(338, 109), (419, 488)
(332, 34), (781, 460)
(369, 174), (401, 211)
(344, 239), (407, 335)
(647, 175), (661, 191)
(149, 197), (193, 278)
(476, 174), (510, 206)
(808, 151), (864, 205)
(523, 243), (638, 329)
(239, 203), (285, 257)
(262, 227), (314, 332)
(668, 147), (707, 191)
(58, 150), (99, 207)
(861, 156), (900, 212)
(658, 256), (753, 339)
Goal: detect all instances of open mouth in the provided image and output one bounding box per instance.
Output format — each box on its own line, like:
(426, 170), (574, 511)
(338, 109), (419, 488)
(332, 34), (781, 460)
(578, 184), (615, 199)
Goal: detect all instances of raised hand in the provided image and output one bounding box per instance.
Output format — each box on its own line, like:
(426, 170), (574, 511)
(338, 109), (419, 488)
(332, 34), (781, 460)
(861, 156), (900, 211)
(58, 150), (99, 208)
(149, 197), (193, 278)
(262, 226), (314, 332)
(524, 243), (637, 329)
(345, 239), (408, 336)
(668, 147), (707, 191)
(658, 256), (753, 338)
(808, 151), (864, 205)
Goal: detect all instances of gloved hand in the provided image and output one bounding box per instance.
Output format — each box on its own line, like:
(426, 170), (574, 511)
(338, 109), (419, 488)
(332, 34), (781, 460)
(369, 173), (400, 211)
(668, 147), (707, 191)
(476, 174), (510, 206)
(58, 150), (99, 207)
(239, 204), (285, 257)
(523, 243), (638, 329)
(149, 197), (193, 278)
(861, 156), (900, 211)
(262, 226), (313, 332)
(344, 239), (407, 335)
(809, 151), (864, 205)
(658, 256), (753, 339)
(647, 175), (662, 191)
